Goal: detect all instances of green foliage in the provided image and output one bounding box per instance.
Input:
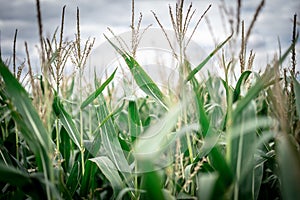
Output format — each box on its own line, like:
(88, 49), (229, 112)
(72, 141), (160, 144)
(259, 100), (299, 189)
(0, 0), (299, 199)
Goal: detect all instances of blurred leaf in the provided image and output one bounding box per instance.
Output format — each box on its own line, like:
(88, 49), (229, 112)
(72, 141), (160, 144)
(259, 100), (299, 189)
(293, 77), (300, 118)
(90, 156), (125, 197)
(162, 189), (176, 200)
(134, 104), (181, 161)
(105, 35), (166, 109)
(193, 127), (219, 162)
(233, 71), (252, 103)
(278, 33), (299, 65)
(190, 72), (210, 136)
(65, 76), (75, 99)
(197, 172), (219, 200)
(95, 96), (133, 186)
(253, 162), (264, 200)
(208, 147), (233, 199)
(53, 95), (81, 149)
(66, 161), (80, 196)
(80, 160), (98, 197)
(81, 68), (117, 109)
(277, 135), (300, 200)
(0, 61), (54, 198)
(185, 34), (232, 82)
(116, 188), (145, 200)
(233, 72), (271, 120)
(140, 161), (164, 200)
(229, 101), (257, 199)
(60, 126), (72, 171)
(0, 163), (31, 188)
(128, 100), (142, 142)
(0, 163), (47, 199)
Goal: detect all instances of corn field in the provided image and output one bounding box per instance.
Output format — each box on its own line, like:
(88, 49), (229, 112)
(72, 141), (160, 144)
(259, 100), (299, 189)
(0, 0), (299, 199)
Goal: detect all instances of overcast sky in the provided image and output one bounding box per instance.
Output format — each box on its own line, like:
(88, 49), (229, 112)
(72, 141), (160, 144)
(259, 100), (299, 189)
(0, 0), (299, 73)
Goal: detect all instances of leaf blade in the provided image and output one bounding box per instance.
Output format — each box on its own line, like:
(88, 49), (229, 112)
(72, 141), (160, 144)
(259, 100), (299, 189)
(81, 68), (117, 109)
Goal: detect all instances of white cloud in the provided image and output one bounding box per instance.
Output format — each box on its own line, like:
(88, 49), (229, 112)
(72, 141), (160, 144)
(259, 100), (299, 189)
(0, 0), (299, 73)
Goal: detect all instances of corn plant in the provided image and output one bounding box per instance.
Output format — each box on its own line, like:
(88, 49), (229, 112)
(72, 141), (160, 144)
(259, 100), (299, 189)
(0, 0), (299, 199)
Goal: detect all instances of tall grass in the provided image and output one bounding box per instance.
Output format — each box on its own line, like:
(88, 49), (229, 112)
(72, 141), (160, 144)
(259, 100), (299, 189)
(0, 0), (299, 199)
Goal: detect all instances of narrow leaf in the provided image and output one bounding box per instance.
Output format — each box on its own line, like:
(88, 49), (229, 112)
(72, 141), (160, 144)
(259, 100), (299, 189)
(53, 95), (81, 149)
(230, 101), (257, 199)
(185, 34), (232, 82)
(134, 104), (181, 161)
(197, 172), (219, 200)
(233, 71), (252, 103)
(90, 156), (125, 197)
(93, 95), (134, 189)
(81, 68), (117, 109)
(128, 100), (142, 141)
(0, 61), (53, 180)
(277, 135), (300, 200)
(105, 35), (167, 109)
(190, 73), (210, 136)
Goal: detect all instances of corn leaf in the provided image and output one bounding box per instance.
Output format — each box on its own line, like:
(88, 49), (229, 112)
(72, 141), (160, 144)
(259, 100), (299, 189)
(90, 156), (125, 197)
(185, 34), (232, 82)
(53, 95), (81, 149)
(208, 147), (234, 199)
(253, 162), (264, 200)
(0, 163), (48, 199)
(81, 68), (117, 109)
(190, 70), (210, 137)
(0, 61), (53, 184)
(66, 161), (81, 196)
(128, 100), (142, 142)
(276, 135), (300, 200)
(80, 160), (98, 197)
(105, 35), (166, 109)
(140, 161), (164, 200)
(197, 172), (219, 200)
(232, 72), (271, 120)
(233, 71), (252, 103)
(134, 104), (181, 161)
(95, 95), (133, 187)
(229, 101), (257, 199)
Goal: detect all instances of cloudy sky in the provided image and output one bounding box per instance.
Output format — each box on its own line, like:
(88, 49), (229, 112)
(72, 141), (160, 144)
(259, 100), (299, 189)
(0, 0), (299, 74)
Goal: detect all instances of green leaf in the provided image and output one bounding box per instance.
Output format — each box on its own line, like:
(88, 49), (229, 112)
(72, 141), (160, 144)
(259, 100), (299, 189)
(190, 71), (210, 137)
(233, 42), (299, 120)
(233, 71), (252, 103)
(185, 34), (232, 82)
(232, 72), (271, 120)
(253, 162), (263, 200)
(0, 163), (49, 199)
(197, 172), (219, 200)
(140, 161), (164, 200)
(81, 68), (117, 109)
(277, 135), (300, 200)
(0, 163), (31, 188)
(60, 126), (73, 171)
(128, 100), (142, 141)
(90, 156), (125, 197)
(53, 95), (81, 149)
(105, 35), (167, 109)
(0, 61), (54, 199)
(95, 96), (133, 186)
(208, 147), (234, 199)
(229, 101), (257, 199)
(66, 161), (80, 196)
(134, 104), (181, 162)
(193, 127), (219, 162)
(80, 160), (98, 197)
